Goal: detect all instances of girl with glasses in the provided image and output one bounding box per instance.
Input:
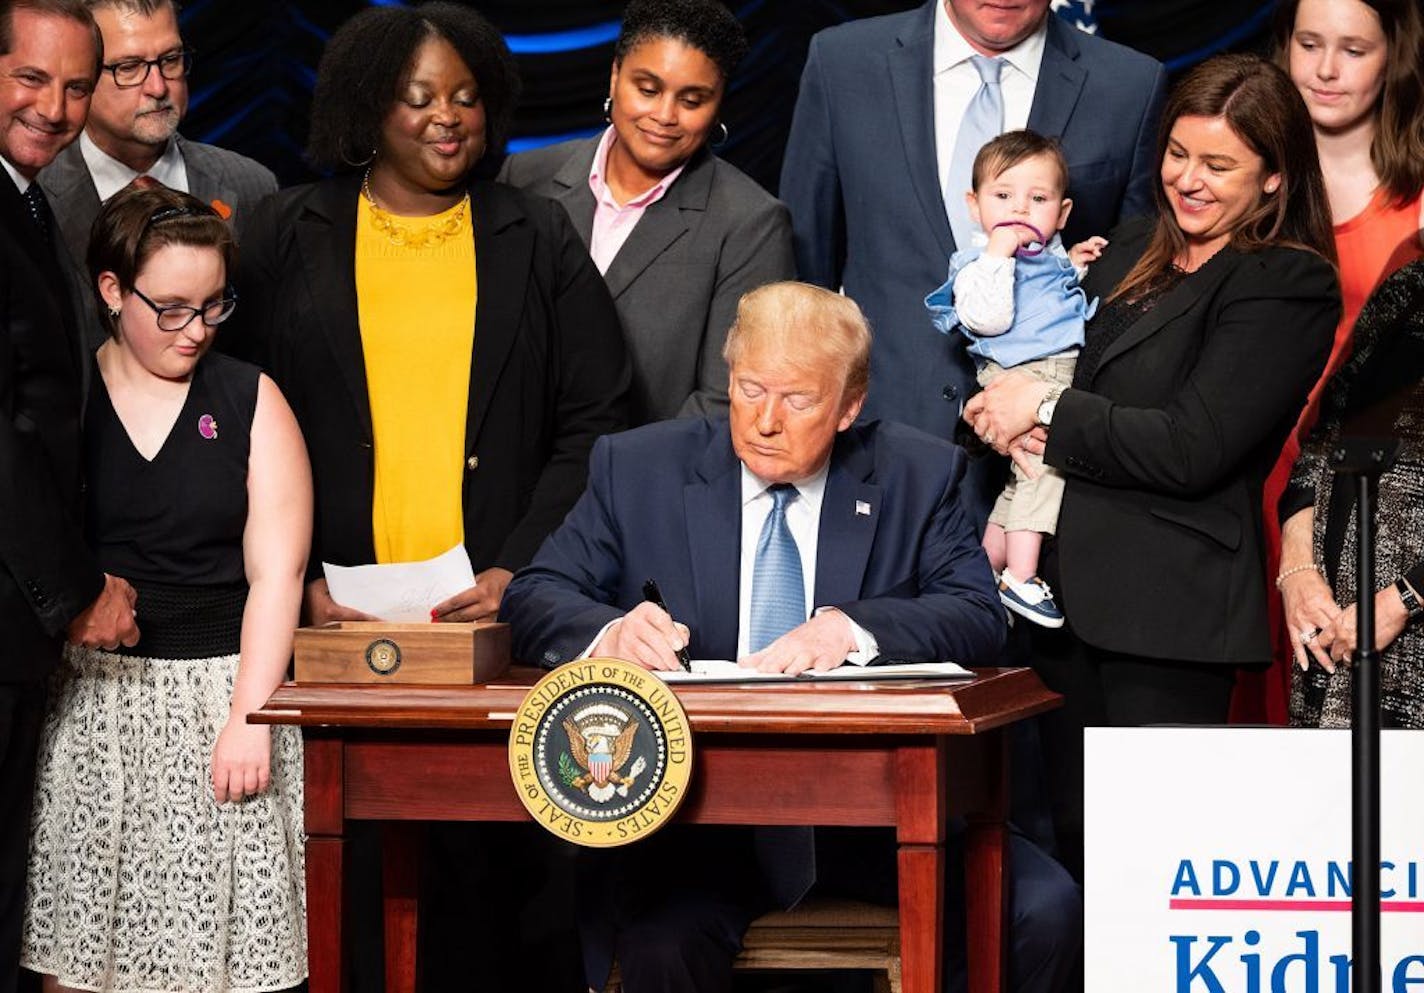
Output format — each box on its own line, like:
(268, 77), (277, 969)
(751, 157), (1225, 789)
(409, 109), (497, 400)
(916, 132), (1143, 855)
(21, 185), (313, 993)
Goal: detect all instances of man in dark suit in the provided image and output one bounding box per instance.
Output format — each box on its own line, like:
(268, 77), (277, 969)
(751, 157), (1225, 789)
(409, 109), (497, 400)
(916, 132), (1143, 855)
(38, 0), (276, 272)
(0, 2), (139, 991)
(502, 281), (1081, 993)
(780, 0), (1166, 518)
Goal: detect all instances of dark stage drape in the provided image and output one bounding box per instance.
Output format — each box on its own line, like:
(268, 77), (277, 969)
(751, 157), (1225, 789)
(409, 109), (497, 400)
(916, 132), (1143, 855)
(180, 1), (1276, 193)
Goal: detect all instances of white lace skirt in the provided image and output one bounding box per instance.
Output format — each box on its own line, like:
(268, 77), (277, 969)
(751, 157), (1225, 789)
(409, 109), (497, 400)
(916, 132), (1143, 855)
(21, 646), (307, 993)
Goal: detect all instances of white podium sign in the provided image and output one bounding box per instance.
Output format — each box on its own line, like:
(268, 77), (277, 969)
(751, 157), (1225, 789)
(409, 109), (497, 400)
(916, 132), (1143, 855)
(1086, 728), (1424, 992)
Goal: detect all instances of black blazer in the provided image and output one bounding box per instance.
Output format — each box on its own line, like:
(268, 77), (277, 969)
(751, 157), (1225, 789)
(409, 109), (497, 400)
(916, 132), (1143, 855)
(1046, 219), (1340, 664)
(0, 176), (103, 679)
(236, 174), (631, 575)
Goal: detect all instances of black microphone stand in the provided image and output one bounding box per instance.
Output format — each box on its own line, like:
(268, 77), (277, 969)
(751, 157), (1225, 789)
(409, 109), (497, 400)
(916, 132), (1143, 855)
(1330, 436), (1401, 993)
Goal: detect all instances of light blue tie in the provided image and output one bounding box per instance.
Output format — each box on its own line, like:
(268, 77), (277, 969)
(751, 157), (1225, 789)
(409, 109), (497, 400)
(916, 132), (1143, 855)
(748, 484), (805, 653)
(946, 55), (1005, 250)
(748, 483), (815, 907)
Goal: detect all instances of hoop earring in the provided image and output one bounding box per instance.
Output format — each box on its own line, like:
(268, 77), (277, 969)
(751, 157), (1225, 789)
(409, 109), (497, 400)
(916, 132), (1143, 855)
(603, 96), (612, 123)
(711, 121), (729, 149)
(341, 142), (376, 169)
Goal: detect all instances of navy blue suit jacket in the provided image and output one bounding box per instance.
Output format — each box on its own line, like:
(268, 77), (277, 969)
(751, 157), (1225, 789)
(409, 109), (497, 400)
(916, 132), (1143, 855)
(780, 4), (1166, 506)
(501, 417), (1004, 669)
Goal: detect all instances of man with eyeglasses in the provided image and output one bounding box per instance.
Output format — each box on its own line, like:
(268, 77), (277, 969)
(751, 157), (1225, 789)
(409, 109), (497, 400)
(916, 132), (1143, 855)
(38, 0), (275, 273)
(0, 2), (141, 992)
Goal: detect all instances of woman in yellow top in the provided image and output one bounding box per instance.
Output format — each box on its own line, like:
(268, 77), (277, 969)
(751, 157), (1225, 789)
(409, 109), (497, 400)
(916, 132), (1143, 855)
(238, 2), (630, 624)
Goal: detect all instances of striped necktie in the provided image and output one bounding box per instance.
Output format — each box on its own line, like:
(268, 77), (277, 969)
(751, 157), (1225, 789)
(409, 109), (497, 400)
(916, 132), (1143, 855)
(749, 483), (806, 653)
(748, 482), (817, 907)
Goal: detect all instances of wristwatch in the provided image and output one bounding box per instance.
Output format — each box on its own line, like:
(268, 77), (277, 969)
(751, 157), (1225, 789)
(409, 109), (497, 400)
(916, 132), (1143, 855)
(1395, 578), (1423, 621)
(1036, 386), (1065, 427)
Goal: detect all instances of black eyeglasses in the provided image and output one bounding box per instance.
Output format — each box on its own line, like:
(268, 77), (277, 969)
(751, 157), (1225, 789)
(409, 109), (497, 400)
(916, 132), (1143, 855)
(130, 285), (237, 332)
(102, 49), (192, 89)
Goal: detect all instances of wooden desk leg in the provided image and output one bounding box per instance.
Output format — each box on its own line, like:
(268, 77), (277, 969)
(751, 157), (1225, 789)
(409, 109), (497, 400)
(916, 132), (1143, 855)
(896, 741), (947, 993)
(383, 822), (424, 993)
(305, 737), (348, 993)
(961, 731), (1009, 993)
(897, 843), (945, 993)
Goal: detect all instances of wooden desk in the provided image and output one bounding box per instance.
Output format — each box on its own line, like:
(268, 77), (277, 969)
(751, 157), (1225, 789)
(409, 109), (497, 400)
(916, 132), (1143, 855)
(253, 666), (1058, 993)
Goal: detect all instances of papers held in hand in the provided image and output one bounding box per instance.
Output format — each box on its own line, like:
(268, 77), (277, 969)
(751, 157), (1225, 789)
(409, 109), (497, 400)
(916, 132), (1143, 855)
(322, 544), (475, 622)
(653, 659), (973, 684)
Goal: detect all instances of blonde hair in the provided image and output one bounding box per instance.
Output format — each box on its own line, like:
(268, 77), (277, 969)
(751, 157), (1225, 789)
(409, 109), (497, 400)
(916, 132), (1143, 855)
(723, 282), (871, 398)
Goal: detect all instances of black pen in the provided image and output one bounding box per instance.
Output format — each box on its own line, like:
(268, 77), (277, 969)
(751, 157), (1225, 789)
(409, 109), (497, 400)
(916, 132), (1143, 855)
(642, 579), (692, 672)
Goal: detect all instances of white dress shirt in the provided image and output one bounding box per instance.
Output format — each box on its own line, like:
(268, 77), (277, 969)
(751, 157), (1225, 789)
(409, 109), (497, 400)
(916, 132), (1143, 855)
(79, 131), (189, 202)
(933, 3), (1048, 207)
(1, 156), (30, 194)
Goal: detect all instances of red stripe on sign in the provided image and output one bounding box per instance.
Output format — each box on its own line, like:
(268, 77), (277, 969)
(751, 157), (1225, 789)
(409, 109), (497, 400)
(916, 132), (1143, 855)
(1169, 899), (1424, 912)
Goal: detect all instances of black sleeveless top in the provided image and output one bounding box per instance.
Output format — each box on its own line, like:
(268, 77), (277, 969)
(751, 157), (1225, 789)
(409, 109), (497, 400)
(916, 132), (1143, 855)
(85, 352), (259, 658)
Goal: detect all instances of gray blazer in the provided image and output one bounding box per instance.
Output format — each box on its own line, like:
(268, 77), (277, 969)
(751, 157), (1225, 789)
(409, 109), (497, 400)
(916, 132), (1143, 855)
(39, 133), (278, 270)
(499, 136), (794, 423)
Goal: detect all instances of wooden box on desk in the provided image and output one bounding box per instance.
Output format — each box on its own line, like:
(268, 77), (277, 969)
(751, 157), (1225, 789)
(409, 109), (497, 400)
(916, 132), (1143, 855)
(293, 621), (511, 685)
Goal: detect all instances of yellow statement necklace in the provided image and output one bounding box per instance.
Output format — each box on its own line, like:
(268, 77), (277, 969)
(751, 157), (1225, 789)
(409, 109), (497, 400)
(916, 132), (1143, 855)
(361, 169), (470, 249)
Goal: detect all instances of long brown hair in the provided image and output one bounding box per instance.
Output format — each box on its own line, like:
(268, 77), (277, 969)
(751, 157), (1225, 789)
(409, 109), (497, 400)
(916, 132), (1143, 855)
(1273, 0), (1424, 206)
(1112, 53), (1334, 303)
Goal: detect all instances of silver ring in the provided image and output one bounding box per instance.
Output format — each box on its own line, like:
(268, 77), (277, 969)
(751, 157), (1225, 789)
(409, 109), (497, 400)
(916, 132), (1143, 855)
(1302, 627), (1321, 642)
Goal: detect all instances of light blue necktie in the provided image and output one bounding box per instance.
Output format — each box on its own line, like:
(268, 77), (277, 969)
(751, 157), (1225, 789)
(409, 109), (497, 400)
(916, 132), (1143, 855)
(946, 55), (1005, 250)
(748, 484), (805, 653)
(747, 485), (816, 906)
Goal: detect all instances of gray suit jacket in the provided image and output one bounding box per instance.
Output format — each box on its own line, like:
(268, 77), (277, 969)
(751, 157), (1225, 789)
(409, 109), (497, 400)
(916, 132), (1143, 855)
(499, 137), (794, 423)
(39, 132), (277, 271)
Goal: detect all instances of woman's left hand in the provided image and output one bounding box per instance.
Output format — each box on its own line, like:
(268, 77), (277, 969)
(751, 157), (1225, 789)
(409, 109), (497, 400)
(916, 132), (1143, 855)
(1314, 585), (1411, 670)
(212, 719), (272, 803)
(963, 373), (1053, 453)
(432, 567), (514, 622)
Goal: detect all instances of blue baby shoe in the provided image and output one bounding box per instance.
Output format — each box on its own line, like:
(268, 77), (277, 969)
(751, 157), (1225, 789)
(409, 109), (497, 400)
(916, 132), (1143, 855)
(998, 571), (1065, 628)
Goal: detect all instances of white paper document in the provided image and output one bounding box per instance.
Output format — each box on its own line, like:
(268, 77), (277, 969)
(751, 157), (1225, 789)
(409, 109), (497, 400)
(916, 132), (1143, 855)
(322, 544), (476, 622)
(653, 659), (973, 684)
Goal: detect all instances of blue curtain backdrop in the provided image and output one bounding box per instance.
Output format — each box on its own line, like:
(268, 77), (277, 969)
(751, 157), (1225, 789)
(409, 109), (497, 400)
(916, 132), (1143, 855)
(179, 1), (1276, 191)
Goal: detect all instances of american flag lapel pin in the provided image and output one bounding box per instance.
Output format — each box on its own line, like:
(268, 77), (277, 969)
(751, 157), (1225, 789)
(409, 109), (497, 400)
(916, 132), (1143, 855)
(855, 500), (871, 517)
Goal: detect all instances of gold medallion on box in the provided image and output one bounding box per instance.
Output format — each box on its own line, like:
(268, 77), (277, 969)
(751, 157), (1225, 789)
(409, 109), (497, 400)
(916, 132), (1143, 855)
(364, 637), (402, 676)
(509, 658), (692, 846)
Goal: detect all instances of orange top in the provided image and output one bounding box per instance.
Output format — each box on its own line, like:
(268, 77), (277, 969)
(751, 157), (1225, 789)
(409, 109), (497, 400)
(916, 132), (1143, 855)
(1323, 186), (1424, 388)
(1283, 186), (1424, 444)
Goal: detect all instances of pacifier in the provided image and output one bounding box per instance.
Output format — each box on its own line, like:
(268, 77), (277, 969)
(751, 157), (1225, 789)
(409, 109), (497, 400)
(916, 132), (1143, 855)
(992, 220), (1047, 259)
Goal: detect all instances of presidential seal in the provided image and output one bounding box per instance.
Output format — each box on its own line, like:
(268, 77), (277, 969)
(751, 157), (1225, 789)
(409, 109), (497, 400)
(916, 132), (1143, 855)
(365, 637), (402, 676)
(509, 658), (692, 847)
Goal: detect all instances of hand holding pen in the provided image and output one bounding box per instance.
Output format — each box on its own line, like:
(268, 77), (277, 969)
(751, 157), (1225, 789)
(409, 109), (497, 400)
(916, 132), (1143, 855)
(642, 580), (693, 671)
(589, 581), (692, 671)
